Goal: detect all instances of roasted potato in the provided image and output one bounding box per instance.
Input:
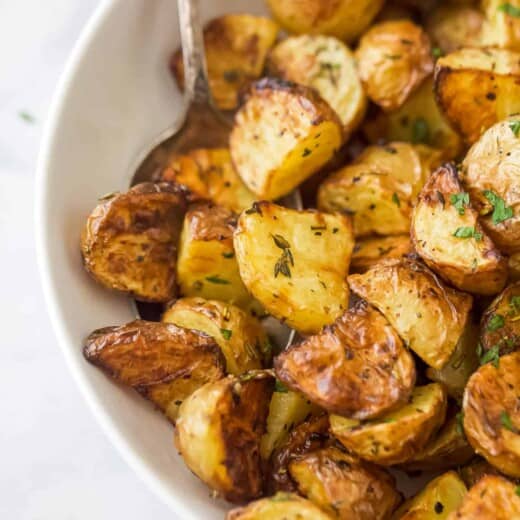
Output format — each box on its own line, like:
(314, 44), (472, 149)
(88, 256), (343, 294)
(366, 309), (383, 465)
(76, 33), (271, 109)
(463, 350), (520, 477)
(393, 471), (467, 519)
(176, 202), (256, 311)
(446, 474), (520, 519)
(351, 235), (412, 273)
(434, 48), (520, 144)
(171, 15), (279, 110)
(267, 35), (366, 137)
(330, 383), (447, 466)
(509, 253), (520, 282)
(80, 183), (186, 302)
(480, 282), (520, 356)
(289, 446), (402, 519)
(160, 148), (256, 213)
(274, 301), (416, 419)
(362, 77), (463, 160)
(482, 0), (520, 51)
(458, 458), (502, 488)
(460, 118), (520, 253)
(233, 201), (354, 335)
(230, 78), (343, 200)
(174, 373), (272, 503)
(348, 258), (473, 369)
(162, 297), (268, 375)
(355, 20), (434, 112)
(412, 163), (508, 295)
(265, 0), (384, 42)
(226, 492), (334, 520)
(83, 320), (225, 422)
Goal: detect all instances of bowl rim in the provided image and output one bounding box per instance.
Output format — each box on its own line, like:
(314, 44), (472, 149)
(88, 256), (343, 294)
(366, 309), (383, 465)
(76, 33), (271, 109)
(35, 1), (197, 518)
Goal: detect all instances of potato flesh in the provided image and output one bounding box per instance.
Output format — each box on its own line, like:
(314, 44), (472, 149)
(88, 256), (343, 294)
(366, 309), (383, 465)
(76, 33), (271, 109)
(351, 235), (412, 273)
(482, 0), (520, 51)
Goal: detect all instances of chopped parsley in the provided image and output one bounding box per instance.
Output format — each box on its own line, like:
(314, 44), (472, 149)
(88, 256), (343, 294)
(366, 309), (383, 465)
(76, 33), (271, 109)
(18, 110), (35, 124)
(205, 275), (230, 285)
(392, 192), (401, 207)
(411, 117), (430, 144)
(220, 328), (232, 340)
(516, 485), (520, 497)
(510, 295), (520, 314)
(498, 3), (520, 17)
(274, 380), (289, 393)
(453, 226), (482, 241)
(480, 344), (500, 368)
(487, 314), (505, 331)
(483, 190), (514, 225)
(432, 47), (443, 59)
(222, 251), (235, 259)
(509, 120), (520, 136)
(456, 412), (465, 435)
(500, 410), (516, 432)
(450, 192), (470, 215)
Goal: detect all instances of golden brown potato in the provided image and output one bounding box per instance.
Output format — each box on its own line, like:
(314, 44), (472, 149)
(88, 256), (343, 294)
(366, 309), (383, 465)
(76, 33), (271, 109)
(412, 163), (507, 295)
(446, 475), (520, 519)
(230, 78), (343, 200)
(226, 492), (334, 520)
(355, 20), (434, 112)
(461, 118), (520, 253)
(265, 0), (384, 42)
(233, 202), (354, 335)
(480, 282), (520, 357)
(171, 15), (279, 110)
(160, 148), (256, 213)
(348, 258), (473, 369)
(176, 202), (255, 311)
(80, 183), (186, 302)
(274, 301), (416, 419)
(83, 320), (225, 422)
(162, 297), (268, 375)
(463, 351), (520, 477)
(289, 446), (402, 520)
(351, 235), (412, 273)
(267, 35), (366, 137)
(393, 471), (467, 519)
(509, 253), (520, 282)
(434, 48), (520, 144)
(482, 0), (520, 52)
(175, 373), (272, 503)
(330, 383), (448, 465)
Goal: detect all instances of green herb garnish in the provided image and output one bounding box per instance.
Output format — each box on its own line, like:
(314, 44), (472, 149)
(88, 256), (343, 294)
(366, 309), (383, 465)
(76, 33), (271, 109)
(453, 226), (482, 241)
(456, 412), (465, 435)
(450, 192), (470, 215)
(272, 234), (294, 278)
(487, 314), (505, 332)
(222, 251), (235, 259)
(480, 344), (500, 368)
(392, 192), (401, 207)
(205, 275), (230, 285)
(19, 110), (35, 124)
(220, 328), (232, 340)
(411, 117), (430, 144)
(483, 190), (514, 225)
(509, 120), (520, 136)
(274, 380), (289, 393)
(500, 410), (516, 431)
(499, 3), (520, 17)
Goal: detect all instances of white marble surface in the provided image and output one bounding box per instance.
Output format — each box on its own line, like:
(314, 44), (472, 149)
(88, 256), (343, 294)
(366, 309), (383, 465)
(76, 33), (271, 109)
(0, 2), (175, 518)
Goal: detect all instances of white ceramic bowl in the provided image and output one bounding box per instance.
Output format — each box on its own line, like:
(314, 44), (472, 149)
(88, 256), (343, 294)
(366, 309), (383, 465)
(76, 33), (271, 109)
(35, 0), (270, 517)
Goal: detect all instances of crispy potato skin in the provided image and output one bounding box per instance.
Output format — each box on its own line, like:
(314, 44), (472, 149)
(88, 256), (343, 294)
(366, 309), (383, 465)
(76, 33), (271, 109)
(480, 282), (520, 355)
(355, 20), (433, 111)
(412, 163), (507, 295)
(80, 183), (186, 302)
(230, 78), (343, 200)
(461, 119), (520, 253)
(289, 446), (402, 520)
(274, 301), (416, 419)
(171, 15), (279, 110)
(226, 492), (333, 520)
(265, 0), (384, 42)
(175, 374), (273, 503)
(434, 48), (520, 144)
(267, 35), (367, 137)
(234, 202), (354, 335)
(160, 148), (256, 213)
(446, 475), (520, 519)
(351, 235), (412, 273)
(330, 383), (448, 466)
(463, 351), (520, 477)
(83, 320), (225, 421)
(348, 258), (473, 370)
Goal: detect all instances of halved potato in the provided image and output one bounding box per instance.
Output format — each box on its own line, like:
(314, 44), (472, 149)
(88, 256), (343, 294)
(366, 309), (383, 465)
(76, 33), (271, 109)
(393, 471), (467, 519)
(233, 202), (354, 334)
(175, 373), (273, 503)
(351, 235), (412, 273)
(83, 320), (225, 422)
(482, 0), (520, 51)
(461, 118), (520, 253)
(162, 297), (267, 375)
(274, 301), (416, 419)
(463, 350), (520, 477)
(348, 258), (473, 369)
(434, 47), (520, 144)
(230, 78), (343, 200)
(480, 282), (520, 356)
(80, 183), (186, 302)
(412, 163), (507, 295)
(446, 475), (520, 519)
(160, 148), (256, 212)
(289, 446), (402, 519)
(267, 35), (366, 137)
(330, 383), (447, 465)
(226, 492), (333, 520)
(355, 20), (433, 111)
(265, 0), (384, 42)
(171, 15), (279, 110)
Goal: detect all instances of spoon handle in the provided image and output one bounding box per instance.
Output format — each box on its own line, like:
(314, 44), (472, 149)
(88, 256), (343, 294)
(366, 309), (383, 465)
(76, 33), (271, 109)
(177, 0), (212, 106)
